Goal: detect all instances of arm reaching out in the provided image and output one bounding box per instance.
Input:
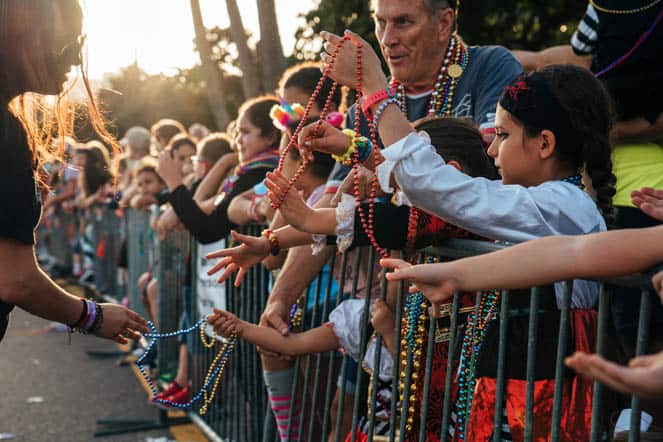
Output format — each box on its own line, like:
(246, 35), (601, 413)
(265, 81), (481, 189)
(207, 308), (339, 357)
(382, 226), (663, 304)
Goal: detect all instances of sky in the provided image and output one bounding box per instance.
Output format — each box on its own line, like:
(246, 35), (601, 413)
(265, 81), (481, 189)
(81, 0), (317, 80)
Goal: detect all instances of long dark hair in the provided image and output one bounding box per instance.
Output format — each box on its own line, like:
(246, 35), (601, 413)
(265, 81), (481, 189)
(1, 0), (119, 180)
(79, 142), (113, 197)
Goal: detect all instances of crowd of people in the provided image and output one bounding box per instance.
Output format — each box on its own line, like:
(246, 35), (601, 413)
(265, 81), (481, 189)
(1, 0), (662, 441)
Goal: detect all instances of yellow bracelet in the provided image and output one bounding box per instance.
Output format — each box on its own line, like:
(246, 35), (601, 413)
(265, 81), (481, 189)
(332, 129), (358, 165)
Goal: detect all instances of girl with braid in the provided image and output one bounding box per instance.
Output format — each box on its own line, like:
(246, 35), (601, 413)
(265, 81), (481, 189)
(298, 31), (617, 441)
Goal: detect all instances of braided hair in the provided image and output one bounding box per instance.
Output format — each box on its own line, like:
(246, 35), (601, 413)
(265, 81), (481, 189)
(499, 65), (617, 226)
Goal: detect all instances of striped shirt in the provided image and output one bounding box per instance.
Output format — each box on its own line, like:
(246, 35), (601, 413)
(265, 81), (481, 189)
(571, 3), (600, 55)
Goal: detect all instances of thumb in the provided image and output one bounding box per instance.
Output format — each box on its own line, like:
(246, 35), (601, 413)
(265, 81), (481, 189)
(380, 258), (412, 273)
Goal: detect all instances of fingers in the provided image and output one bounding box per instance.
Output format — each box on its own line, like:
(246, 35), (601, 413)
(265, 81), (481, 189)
(320, 31), (343, 47)
(217, 262), (239, 284)
(207, 257), (232, 276)
(206, 248), (232, 260)
(653, 271), (663, 302)
(381, 258), (413, 276)
(265, 312), (290, 336)
(234, 267), (247, 287)
(628, 353), (660, 368)
(565, 352), (635, 395)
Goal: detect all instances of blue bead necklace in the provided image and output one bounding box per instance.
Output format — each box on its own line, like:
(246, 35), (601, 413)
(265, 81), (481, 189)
(136, 318), (236, 414)
(560, 174), (583, 189)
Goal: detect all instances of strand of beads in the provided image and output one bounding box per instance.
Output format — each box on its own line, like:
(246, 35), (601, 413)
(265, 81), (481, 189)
(136, 319), (236, 413)
(270, 38), (346, 210)
(453, 289), (500, 440)
(398, 290), (427, 433)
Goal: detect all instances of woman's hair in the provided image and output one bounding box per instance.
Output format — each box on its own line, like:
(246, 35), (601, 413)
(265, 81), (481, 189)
(499, 65), (617, 225)
(123, 126), (151, 157)
(168, 133), (197, 154)
(198, 133), (232, 164)
(279, 62), (346, 112)
(151, 118), (186, 145)
(414, 117), (498, 179)
(78, 141), (113, 196)
(237, 96), (281, 146)
(1, 0), (119, 179)
(285, 117), (335, 180)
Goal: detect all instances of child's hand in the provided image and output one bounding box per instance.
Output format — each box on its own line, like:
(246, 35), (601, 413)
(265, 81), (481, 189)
(298, 120), (351, 158)
(206, 230), (271, 286)
(207, 308), (243, 338)
(265, 171), (315, 232)
(332, 166), (383, 205)
(157, 150), (184, 191)
(370, 299), (395, 338)
(381, 258), (459, 304)
(632, 187), (663, 221)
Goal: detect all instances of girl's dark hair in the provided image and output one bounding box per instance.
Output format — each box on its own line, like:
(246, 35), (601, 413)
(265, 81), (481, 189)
(238, 96), (281, 146)
(279, 62), (346, 113)
(413, 117), (498, 179)
(79, 141), (113, 196)
(198, 133), (232, 164)
(499, 65), (617, 226)
(285, 117), (335, 180)
(134, 159), (164, 184)
(169, 133), (196, 154)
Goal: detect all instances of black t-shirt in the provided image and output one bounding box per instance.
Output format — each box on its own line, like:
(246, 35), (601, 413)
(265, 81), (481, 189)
(0, 112), (43, 340)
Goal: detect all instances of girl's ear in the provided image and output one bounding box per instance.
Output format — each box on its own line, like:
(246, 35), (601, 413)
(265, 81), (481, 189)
(539, 130), (556, 160)
(446, 160), (463, 172)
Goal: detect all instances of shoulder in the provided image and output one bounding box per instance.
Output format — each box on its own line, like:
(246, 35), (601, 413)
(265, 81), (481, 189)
(532, 181), (606, 233)
(468, 45), (522, 74)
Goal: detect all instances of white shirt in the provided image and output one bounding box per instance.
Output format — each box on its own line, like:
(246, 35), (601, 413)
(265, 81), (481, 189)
(377, 131), (606, 308)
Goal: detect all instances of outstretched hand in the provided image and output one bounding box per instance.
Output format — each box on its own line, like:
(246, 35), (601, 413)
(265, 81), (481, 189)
(632, 187), (663, 221)
(565, 350), (663, 399)
(207, 308), (243, 338)
(381, 258), (460, 304)
(206, 230), (271, 286)
(98, 304), (150, 345)
(265, 171), (314, 232)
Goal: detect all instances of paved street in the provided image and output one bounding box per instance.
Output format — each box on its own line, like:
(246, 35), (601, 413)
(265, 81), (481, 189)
(0, 308), (174, 442)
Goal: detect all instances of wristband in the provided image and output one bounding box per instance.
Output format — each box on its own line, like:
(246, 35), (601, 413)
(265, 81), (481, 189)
(90, 303), (104, 334)
(69, 298), (88, 329)
(82, 300), (98, 332)
(372, 98), (399, 131)
(357, 138), (373, 163)
(261, 229), (281, 256)
(332, 129), (358, 166)
(361, 85), (397, 118)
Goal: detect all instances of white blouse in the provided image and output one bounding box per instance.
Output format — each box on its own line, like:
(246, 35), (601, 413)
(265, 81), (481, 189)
(376, 131), (607, 309)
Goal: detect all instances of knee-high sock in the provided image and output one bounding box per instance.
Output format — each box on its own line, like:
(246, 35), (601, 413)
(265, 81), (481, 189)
(264, 367), (301, 441)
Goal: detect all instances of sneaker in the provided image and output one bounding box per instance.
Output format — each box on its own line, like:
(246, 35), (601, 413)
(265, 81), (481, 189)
(164, 385), (191, 405)
(155, 381), (182, 400)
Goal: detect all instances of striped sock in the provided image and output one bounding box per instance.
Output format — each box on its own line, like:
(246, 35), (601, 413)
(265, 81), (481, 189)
(264, 368), (301, 441)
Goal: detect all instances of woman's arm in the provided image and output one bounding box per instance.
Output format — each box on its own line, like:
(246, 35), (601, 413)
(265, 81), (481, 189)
(0, 239), (149, 343)
(208, 308), (339, 356)
(383, 225), (663, 304)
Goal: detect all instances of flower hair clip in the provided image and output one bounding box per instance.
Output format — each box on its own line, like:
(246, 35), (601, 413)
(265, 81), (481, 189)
(505, 77), (530, 101)
(270, 100), (305, 131)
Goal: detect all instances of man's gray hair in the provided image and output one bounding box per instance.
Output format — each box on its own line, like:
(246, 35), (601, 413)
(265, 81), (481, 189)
(421, 0), (455, 14)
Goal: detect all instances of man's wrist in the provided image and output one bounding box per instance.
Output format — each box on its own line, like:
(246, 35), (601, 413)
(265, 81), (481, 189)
(166, 178), (184, 192)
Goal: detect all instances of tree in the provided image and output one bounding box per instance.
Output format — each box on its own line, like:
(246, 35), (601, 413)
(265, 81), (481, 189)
(225, 0), (261, 98)
(190, 0), (230, 129)
(256, 0), (287, 92)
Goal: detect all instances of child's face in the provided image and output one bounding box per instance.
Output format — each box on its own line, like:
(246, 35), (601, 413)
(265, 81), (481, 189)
(174, 144), (196, 175)
(235, 113), (273, 163)
(136, 171), (163, 197)
(279, 135), (304, 190)
(487, 105), (542, 187)
(73, 152), (86, 169)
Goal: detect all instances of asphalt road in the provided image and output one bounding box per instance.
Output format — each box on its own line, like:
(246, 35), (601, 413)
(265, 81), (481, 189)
(0, 308), (173, 442)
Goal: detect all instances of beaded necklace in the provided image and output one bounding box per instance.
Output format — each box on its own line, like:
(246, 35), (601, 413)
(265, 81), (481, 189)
(393, 35), (469, 120)
(560, 174), (583, 188)
(136, 318), (236, 415)
(589, 0), (662, 14)
(452, 289), (500, 440)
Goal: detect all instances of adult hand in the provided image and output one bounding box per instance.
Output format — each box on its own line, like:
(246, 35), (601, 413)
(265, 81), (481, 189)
(298, 119), (351, 159)
(370, 298), (395, 338)
(256, 300), (292, 358)
(206, 230), (271, 286)
(381, 258), (459, 304)
(253, 196), (274, 223)
(265, 171), (315, 231)
(156, 207), (180, 240)
(157, 150), (184, 191)
(97, 304), (150, 345)
(632, 187), (663, 221)
(653, 271), (663, 303)
(320, 30), (387, 95)
(565, 350), (663, 399)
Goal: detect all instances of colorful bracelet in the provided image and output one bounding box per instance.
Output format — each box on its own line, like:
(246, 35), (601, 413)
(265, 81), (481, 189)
(82, 300), (97, 331)
(261, 229), (281, 256)
(332, 129), (358, 165)
(69, 298), (88, 329)
(361, 85), (397, 118)
(372, 98), (399, 130)
(357, 138), (373, 163)
(90, 303), (104, 334)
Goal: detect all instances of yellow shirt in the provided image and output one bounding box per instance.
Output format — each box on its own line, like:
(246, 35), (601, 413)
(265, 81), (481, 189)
(612, 143), (663, 207)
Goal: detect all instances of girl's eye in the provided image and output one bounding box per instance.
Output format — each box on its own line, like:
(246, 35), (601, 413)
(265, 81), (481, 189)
(496, 132), (508, 140)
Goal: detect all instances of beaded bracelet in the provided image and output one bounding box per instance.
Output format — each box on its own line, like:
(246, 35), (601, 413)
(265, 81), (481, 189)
(261, 229), (281, 256)
(332, 129), (358, 165)
(372, 98), (399, 130)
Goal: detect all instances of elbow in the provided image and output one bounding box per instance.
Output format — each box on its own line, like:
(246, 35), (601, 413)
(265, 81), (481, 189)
(0, 274), (34, 306)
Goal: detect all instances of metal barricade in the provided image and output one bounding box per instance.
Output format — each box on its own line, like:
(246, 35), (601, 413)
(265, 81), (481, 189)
(89, 205), (121, 298)
(126, 209), (151, 319)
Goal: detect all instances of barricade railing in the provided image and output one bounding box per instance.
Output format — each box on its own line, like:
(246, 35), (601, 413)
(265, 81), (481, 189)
(42, 206), (661, 442)
(88, 205), (122, 298)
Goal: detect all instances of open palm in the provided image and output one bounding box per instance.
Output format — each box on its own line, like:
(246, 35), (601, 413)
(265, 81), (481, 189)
(206, 230), (270, 286)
